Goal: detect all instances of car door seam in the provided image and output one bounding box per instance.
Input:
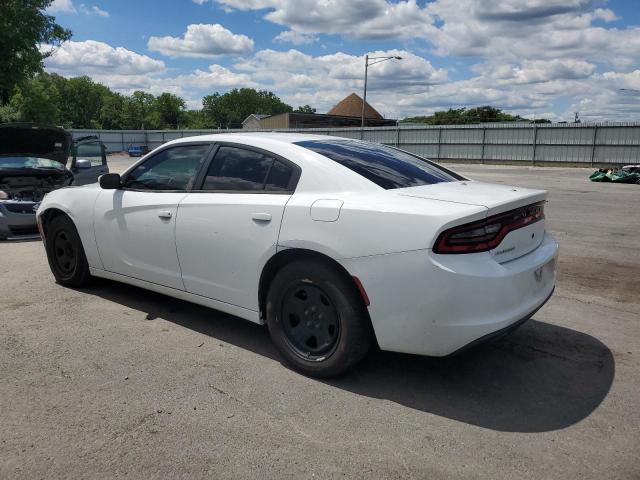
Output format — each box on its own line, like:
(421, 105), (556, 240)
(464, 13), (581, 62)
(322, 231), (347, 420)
(275, 193), (294, 252)
(92, 189), (106, 270)
(174, 192), (190, 291)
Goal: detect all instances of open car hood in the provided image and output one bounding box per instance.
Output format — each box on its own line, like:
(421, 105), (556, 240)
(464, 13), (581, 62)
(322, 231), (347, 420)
(0, 123), (72, 166)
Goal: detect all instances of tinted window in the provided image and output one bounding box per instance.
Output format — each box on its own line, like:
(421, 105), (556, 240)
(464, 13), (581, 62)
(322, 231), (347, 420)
(202, 146), (274, 191)
(124, 145), (209, 191)
(76, 141), (103, 166)
(295, 139), (462, 189)
(265, 161), (293, 191)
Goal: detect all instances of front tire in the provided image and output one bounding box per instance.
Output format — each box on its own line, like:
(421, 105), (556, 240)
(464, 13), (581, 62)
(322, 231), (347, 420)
(266, 259), (372, 377)
(45, 214), (91, 287)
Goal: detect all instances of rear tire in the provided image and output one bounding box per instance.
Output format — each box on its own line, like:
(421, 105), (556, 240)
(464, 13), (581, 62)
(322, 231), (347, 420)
(45, 214), (91, 288)
(266, 259), (372, 377)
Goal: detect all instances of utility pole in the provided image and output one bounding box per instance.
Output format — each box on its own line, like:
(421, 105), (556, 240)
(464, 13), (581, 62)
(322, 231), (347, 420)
(361, 55), (402, 127)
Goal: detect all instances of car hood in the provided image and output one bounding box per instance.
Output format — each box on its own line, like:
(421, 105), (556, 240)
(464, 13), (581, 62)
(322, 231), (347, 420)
(0, 123), (72, 166)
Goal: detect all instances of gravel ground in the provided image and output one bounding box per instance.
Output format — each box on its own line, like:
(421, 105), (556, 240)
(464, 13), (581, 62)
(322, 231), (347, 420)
(1, 158), (639, 479)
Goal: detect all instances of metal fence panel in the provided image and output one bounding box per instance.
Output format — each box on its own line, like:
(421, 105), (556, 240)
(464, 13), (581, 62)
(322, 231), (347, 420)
(69, 122), (640, 166)
(484, 144), (533, 161)
(595, 145), (640, 164)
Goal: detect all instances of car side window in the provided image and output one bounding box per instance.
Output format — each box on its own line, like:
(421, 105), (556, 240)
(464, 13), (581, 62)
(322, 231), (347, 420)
(202, 146), (277, 191)
(76, 141), (103, 166)
(265, 160), (293, 191)
(124, 145), (210, 191)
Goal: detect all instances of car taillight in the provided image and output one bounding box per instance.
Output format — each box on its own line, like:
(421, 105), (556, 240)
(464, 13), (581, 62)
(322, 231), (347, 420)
(434, 202), (545, 254)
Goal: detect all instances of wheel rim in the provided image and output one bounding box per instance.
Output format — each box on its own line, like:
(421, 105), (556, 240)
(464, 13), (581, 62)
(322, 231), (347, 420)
(53, 230), (76, 275)
(280, 282), (341, 360)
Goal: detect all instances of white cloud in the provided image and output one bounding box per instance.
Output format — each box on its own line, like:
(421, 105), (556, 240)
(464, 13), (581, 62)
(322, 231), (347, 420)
(90, 5), (109, 17)
(213, 0), (435, 40)
(148, 24), (254, 58)
(43, 40), (165, 76)
(77, 4), (110, 17)
(47, 0), (76, 13)
(274, 30), (317, 45)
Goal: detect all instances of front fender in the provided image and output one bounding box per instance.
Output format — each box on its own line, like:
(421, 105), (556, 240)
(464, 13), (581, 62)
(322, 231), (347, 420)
(39, 185), (104, 269)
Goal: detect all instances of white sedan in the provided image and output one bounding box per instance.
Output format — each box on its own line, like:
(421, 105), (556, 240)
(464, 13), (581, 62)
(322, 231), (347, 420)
(37, 133), (557, 377)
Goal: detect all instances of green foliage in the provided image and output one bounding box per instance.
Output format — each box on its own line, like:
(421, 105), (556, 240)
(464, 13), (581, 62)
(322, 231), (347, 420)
(5, 73), (194, 129)
(295, 105), (316, 114)
(154, 93), (186, 129)
(202, 88), (293, 128)
(402, 106), (548, 125)
(0, 0), (72, 103)
(9, 75), (61, 124)
(5, 74), (306, 130)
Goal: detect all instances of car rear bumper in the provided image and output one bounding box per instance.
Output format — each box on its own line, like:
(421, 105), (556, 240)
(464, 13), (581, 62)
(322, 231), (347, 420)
(340, 232), (558, 356)
(0, 203), (40, 240)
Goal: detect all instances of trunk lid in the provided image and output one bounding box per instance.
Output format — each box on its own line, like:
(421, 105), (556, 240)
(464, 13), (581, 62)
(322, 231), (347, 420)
(396, 180), (547, 212)
(0, 123), (72, 166)
(397, 181), (548, 262)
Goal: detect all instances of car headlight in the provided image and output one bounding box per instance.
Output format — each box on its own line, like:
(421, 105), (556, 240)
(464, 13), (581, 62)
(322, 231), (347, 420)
(0, 190), (8, 200)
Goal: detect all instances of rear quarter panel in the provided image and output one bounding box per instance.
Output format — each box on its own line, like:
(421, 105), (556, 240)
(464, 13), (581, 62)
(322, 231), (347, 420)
(278, 191), (488, 259)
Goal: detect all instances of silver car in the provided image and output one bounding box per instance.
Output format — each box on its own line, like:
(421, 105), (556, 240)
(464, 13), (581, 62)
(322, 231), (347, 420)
(0, 124), (108, 240)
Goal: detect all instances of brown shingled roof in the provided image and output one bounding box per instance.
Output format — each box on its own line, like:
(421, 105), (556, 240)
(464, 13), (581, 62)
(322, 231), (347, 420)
(327, 93), (383, 119)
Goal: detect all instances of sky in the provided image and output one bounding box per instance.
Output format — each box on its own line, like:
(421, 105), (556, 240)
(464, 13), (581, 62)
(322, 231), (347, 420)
(44, 0), (640, 121)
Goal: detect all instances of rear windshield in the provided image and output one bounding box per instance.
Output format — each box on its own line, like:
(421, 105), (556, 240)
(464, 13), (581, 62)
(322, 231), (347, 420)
(295, 139), (463, 189)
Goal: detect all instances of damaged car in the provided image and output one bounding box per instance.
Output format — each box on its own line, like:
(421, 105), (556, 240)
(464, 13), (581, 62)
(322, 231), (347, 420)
(0, 123), (108, 240)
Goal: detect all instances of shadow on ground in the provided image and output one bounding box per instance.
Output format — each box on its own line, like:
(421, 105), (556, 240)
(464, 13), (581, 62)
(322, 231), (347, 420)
(88, 278), (615, 433)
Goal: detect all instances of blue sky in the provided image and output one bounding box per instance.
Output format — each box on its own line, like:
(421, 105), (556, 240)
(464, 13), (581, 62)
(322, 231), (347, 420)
(45, 0), (640, 121)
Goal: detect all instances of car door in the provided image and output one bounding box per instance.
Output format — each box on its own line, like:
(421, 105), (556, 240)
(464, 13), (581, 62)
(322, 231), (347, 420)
(176, 144), (299, 310)
(71, 138), (108, 185)
(94, 143), (213, 290)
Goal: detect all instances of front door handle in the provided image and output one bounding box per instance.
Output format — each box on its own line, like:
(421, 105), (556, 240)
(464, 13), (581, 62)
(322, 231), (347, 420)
(252, 213), (272, 222)
(158, 210), (172, 219)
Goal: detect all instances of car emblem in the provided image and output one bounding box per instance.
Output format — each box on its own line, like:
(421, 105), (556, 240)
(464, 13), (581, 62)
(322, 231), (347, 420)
(32, 202), (41, 213)
(534, 266), (543, 283)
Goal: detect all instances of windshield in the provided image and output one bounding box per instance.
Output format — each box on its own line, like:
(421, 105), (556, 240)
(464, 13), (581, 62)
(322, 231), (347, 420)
(295, 139), (464, 189)
(0, 156), (65, 170)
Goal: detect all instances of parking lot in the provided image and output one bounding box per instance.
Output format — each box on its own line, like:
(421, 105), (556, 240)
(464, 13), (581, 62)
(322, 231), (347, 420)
(1, 158), (639, 479)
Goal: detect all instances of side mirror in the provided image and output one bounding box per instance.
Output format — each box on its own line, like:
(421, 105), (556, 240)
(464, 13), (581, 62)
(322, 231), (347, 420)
(75, 159), (92, 169)
(99, 173), (121, 189)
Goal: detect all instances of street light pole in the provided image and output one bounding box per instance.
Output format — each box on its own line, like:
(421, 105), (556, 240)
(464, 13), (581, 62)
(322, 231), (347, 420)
(361, 55), (402, 127)
(361, 55), (369, 128)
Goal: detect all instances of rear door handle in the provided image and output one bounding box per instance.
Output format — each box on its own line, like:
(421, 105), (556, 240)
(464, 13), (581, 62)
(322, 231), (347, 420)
(252, 213), (272, 222)
(158, 210), (172, 219)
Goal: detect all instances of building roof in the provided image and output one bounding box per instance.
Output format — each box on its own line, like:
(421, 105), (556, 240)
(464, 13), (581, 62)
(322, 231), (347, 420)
(242, 114), (270, 125)
(327, 93), (383, 119)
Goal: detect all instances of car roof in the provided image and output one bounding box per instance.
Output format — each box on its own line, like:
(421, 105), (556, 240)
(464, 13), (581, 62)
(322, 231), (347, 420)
(169, 131), (342, 146)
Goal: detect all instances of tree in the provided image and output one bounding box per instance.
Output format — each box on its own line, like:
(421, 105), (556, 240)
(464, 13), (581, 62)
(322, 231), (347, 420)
(295, 105), (316, 114)
(9, 74), (61, 124)
(182, 110), (209, 129)
(0, 0), (71, 104)
(123, 91), (157, 129)
(100, 93), (126, 129)
(202, 88), (292, 128)
(401, 106), (543, 125)
(154, 93), (186, 129)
